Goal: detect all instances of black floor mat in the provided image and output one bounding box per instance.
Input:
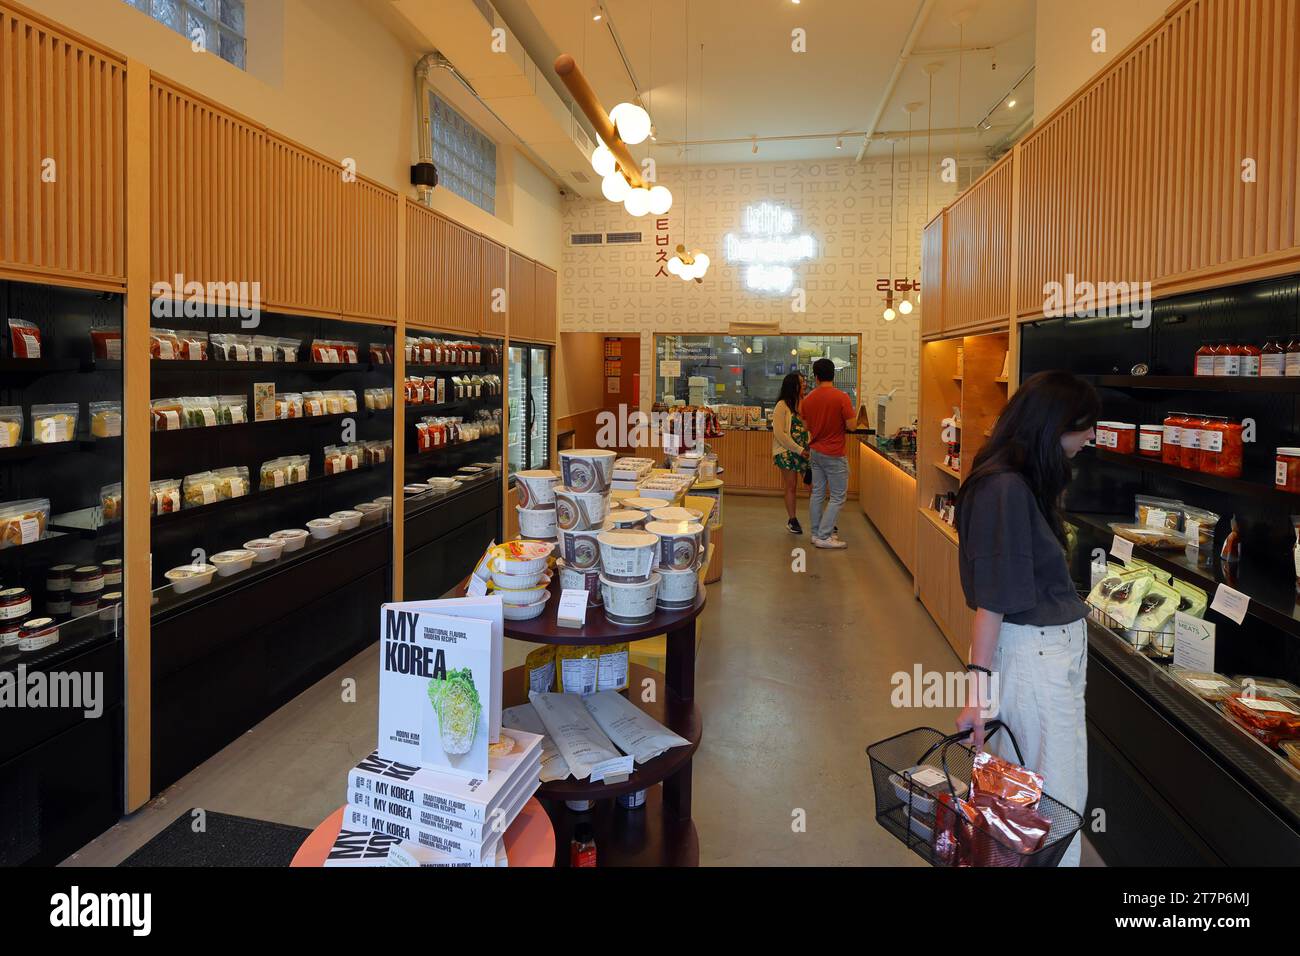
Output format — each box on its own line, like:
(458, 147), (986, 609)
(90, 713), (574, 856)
(119, 810), (311, 867)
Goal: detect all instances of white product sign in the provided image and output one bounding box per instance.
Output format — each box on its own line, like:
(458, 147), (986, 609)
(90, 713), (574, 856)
(1110, 535), (1134, 563)
(556, 588), (589, 629)
(1172, 612), (1216, 672)
(1209, 584), (1250, 625)
(466, 575), (488, 597)
(589, 754), (634, 782)
(659, 360), (681, 378)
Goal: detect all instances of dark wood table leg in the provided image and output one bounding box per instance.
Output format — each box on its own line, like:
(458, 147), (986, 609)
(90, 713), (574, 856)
(662, 758), (693, 821)
(663, 621), (696, 822)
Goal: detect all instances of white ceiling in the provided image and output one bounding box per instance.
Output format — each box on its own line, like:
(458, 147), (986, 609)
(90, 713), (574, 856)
(491, 0), (1036, 166)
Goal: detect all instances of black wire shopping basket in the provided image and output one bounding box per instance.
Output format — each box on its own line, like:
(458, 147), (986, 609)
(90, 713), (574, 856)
(866, 720), (1084, 867)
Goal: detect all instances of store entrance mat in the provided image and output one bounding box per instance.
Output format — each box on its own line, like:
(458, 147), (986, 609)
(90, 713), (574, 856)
(118, 811), (311, 867)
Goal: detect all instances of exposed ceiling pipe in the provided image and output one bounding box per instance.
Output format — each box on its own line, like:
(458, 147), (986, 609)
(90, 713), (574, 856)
(656, 125), (980, 150)
(855, 0), (938, 163)
(413, 50), (569, 206)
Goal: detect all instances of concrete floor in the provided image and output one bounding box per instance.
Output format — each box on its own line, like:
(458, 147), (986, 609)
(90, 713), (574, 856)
(65, 496), (1092, 866)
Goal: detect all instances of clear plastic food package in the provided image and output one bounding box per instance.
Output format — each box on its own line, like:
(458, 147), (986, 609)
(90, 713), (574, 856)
(89, 327), (123, 360)
(149, 327), (182, 360)
(89, 401), (122, 438)
(176, 330), (208, 361)
(216, 394), (248, 424)
(31, 403), (78, 444)
(274, 392), (303, 420)
(99, 482), (123, 523)
(150, 478), (181, 515)
(8, 318), (42, 358)
(182, 471), (221, 508)
(213, 465), (250, 499)
(150, 397), (184, 432)
(0, 498), (50, 548)
(0, 406), (22, 448)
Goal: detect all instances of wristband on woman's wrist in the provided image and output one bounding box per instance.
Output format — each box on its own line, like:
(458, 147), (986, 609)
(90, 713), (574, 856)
(965, 663), (992, 676)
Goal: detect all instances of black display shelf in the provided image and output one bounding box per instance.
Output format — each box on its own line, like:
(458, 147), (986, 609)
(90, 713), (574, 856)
(412, 433), (501, 456)
(0, 530), (73, 566)
(0, 610), (121, 676)
(1095, 374), (1300, 393)
(1068, 510), (1300, 640)
(0, 357), (82, 375)
(150, 410), (390, 444)
(1085, 446), (1300, 506)
(405, 395), (502, 415)
(405, 363), (502, 374)
(149, 465), (378, 529)
(146, 359), (376, 374)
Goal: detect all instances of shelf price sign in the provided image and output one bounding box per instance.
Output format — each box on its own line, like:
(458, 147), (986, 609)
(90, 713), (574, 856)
(1173, 611), (1216, 672)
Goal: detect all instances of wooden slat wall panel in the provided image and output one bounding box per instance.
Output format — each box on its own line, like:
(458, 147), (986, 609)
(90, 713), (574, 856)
(1016, 0), (1300, 318)
(404, 200), (439, 329)
(481, 237), (507, 337)
(339, 177), (397, 320)
(150, 79), (264, 294)
(920, 214), (944, 338)
(0, 7), (125, 286)
(509, 250), (535, 342)
(534, 263), (557, 343)
(444, 219), (480, 333)
(943, 155), (1012, 332)
(264, 135), (339, 315)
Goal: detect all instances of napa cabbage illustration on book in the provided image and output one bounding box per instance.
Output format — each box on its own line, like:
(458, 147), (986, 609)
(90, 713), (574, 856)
(427, 667), (481, 755)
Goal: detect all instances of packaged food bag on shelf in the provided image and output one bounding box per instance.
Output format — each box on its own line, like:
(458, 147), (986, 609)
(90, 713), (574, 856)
(1126, 578), (1179, 647)
(1109, 522), (1187, 551)
(31, 403), (78, 444)
(1181, 505), (1220, 566)
(556, 645), (600, 695)
(1171, 578), (1208, 617)
(209, 332), (245, 361)
(176, 330), (208, 361)
(528, 691), (621, 781)
(0, 407), (22, 448)
(150, 398), (181, 432)
(502, 702), (570, 782)
(1102, 571), (1154, 629)
(580, 690), (691, 765)
(275, 337), (301, 362)
(597, 643), (629, 692)
(1134, 495), (1185, 531)
(89, 401), (122, 438)
(0, 499), (50, 548)
(260, 457), (291, 490)
(8, 318), (42, 358)
(152, 327), (188, 360)
(1222, 692), (1300, 748)
(99, 482), (122, 523)
(275, 392), (303, 420)
(181, 396), (218, 428)
(302, 391), (326, 417)
(216, 395), (247, 424)
(214, 466), (249, 499)
(525, 645), (555, 694)
(89, 327), (122, 360)
(251, 335), (279, 362)
(150, 478), (181, 515)
(183, 471), (221, 507)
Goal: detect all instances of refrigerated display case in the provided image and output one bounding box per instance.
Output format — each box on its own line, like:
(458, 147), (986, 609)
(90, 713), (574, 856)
(508, 344), (552, 475)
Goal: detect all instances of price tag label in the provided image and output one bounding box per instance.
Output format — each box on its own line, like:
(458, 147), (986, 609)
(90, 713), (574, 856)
(1210, 584), (1250, 625)
(1109, 535), (1134, 564)
(556, 588), (589, 629)
(659, 359), (681, 378)
(466, 574), (488, 597)
(1172, 611), (1216, 671)
(590, 754), (635, 783)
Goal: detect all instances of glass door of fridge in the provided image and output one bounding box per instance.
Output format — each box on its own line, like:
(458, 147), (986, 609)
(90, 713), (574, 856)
(507, 345), (526, 475)
(528, 346), (551, 470)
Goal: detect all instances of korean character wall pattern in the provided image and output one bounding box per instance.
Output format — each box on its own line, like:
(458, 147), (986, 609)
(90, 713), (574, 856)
(560, 159), (959, 424)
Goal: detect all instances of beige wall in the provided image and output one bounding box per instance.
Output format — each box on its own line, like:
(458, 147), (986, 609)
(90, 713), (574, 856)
(1034, 0), (1171, 122)
(26, 0), (562, 267)
(554, 332), (606, 421)
(560, 158), (957, 426)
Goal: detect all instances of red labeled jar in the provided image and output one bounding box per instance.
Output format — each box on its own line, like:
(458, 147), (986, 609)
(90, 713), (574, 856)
(1109, 422), (1137, 454)
(1094, 422), (1116, 450)
(1194, 342), (1215, 376)
(0, 587), (32, 622)
(18, 617), (59, 652)
(1139, 424), (1163, 458)
(1241, 341), (1262, 377)
(1287, 336), (1300, 377)
(1198, 417), (1243, 477)
(1161, 414), (1184, 465)
(1214, 342), (1242, 377)
(0, 620), (21, 647)
(1180, 414), (1207, 470)
(1276, 447), (1300, 493)
(1262, 336), (1286, 376)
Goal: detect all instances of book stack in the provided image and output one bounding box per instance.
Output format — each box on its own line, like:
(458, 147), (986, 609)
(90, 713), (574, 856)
(327, 730), (543, 867)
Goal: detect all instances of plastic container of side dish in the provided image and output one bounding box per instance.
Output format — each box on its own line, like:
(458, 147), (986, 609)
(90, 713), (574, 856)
(243, 538), (285, 563)
(211, 550), (256, 576)
(165, 564), (217, 593)
(270, 529), (309, 552)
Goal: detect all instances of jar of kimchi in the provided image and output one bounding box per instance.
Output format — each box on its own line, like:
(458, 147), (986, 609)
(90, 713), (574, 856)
(1198, 417), (1243, 478)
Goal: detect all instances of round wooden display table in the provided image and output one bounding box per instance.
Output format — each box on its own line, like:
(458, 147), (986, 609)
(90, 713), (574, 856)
(495, 576), (707, 867)
(289, 797), (555, 867)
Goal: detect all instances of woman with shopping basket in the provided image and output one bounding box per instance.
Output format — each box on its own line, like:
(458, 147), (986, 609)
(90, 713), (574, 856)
(952, 370), (1100, 867)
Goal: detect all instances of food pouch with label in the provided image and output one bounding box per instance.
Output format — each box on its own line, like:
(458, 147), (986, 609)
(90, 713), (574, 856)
(555, 644), (600, 695)
(525, 645), (555, 694)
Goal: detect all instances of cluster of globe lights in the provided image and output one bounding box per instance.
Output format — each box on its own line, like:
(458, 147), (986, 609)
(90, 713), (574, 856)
(667, 250), (710, 281)
(590, 103), (672, 217)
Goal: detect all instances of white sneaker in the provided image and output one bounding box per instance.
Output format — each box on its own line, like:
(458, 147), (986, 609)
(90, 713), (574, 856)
(813, 536), (847, 550)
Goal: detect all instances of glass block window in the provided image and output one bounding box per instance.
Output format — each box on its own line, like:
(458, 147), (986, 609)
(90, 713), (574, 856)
(428, 92), (497, 215)
(122, 0), (246, 70)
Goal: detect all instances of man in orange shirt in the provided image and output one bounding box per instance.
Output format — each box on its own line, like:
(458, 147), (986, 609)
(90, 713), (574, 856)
(800, 358), (856, 549)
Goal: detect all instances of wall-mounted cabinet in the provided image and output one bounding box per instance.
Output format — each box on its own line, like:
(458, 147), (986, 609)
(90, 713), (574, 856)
(920, 214), (945, 340)
(533, 263), (557, 344)
(509, 251), (536, 342)
(340, 178), (398, 322)
(0, 7), (127, 290)
(480, 238), (507, 338)
(265, 137), (341, 317)
(943, 154), (1013, 333)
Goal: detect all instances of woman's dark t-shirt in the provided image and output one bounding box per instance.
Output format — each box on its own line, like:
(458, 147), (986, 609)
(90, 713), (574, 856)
(956, 471), (1087, 626)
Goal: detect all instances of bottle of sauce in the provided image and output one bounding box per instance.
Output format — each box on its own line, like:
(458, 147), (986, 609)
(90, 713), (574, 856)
(1194, 341), (1216, 376)
(1213, 341), (1241, 376)
(1287, 335), (1300, 377)
(570, 821), (597, 867)
(1240, 341), (1262, 377)
(1262, 336), (1286, 376)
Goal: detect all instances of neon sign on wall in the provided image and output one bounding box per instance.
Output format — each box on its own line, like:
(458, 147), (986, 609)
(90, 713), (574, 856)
(723, 201), (816, 293)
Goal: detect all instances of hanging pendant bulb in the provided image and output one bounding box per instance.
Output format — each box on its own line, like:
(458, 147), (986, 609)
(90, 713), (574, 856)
(647, 185), (673, 215)
(693, 252), (710, 275)
(602, 173), (631, 202)
(590, 144), (616, 178)
(609, 103), (652, 145)
(883, 307), (897, 322)
(624, 187), (653, 217)
(898, 299), (913, 315)
(667, 256), (684, 275)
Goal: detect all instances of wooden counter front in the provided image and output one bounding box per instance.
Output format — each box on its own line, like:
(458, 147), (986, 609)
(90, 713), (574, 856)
(858, 442), (917, 574)
(706, 429), (859, 497)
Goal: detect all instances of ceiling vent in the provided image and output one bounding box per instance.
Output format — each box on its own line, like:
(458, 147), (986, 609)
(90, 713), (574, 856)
(570, 170), (591, 184)
(605, 231), (643, 245)
(569, 232), (604, 246)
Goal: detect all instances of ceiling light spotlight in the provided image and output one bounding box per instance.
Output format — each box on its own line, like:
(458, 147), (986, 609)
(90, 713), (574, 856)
(602, 172), (630, 202)
(1007, 98), (1017, 109)
(835, 137), (843, 150)
(898, 298), (914, 315)
(624, 186), (652, 217)
(609, 102), (652, 145)
(745, 347), (753, 354)
(647, 184), (673, 215)
(791, 349), (797, 356)
(591, 4), (603, 21)
(752, 136), (758, 155)
(590, 144), (616, 178)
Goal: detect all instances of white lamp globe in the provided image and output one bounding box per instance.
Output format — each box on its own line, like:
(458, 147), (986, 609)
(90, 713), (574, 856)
(883, 307), (897, 322)
(590, 145), (616, 178)
(602, 173), (631, 202)
(610, 103), (652, 145)
(647, 185), (673, 215)
(667, 256), (683, 275)
(693, 252), (710, 273)
(624, 187), (652, 217)
(898, 298), (914, 315)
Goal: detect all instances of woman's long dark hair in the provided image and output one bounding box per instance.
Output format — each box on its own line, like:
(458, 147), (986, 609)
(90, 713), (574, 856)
(777, 373), (802, 414)
(954, 370), (1100, 546)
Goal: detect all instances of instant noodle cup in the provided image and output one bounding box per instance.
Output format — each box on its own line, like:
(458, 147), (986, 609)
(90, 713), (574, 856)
(556, 558), (602, 606)
(516, 469), (560, 509)
(656, 565), (699, 609)
(644, 519), (705, 572)
(599, 572), (661, 626)
(596, 530), (658, 583)
(559, 528), (602, 571)
(559, 449), (616, 493)
(554, 486), (609, 531)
